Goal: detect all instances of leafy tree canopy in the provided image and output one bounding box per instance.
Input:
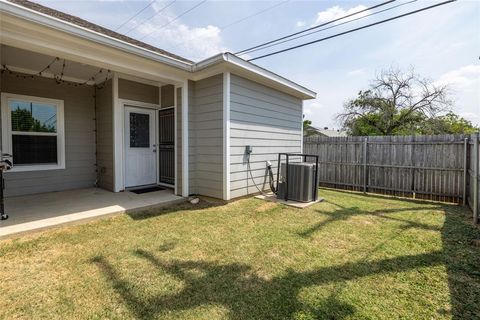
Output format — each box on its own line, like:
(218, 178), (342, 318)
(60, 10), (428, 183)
(337, 67), (478, 136)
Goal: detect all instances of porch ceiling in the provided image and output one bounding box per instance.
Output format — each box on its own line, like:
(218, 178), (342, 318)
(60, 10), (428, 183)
(1, 44), (109, 84)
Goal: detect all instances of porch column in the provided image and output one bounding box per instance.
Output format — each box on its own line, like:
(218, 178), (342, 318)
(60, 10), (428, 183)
(112, 73), (123, 192)
(181, 81), (189, 197)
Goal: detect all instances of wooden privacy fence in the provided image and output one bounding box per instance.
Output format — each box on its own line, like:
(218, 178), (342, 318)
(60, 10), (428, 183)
(304, 133), (480, 224)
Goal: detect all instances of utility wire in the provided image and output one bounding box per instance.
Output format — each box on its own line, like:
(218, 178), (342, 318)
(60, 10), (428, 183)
(162, 0), (289, 58)
(115, 0), (157, 31)
(239, 0), (417, 56)
(248, 0), (456, 61)
(138, 0), (207, 41)
(124, 0), (176, 36)
(236, 0), (396, 55)
(221, 0), (290, 30)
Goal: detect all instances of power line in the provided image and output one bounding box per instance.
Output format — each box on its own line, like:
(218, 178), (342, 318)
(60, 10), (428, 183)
(162, 0), (290, 58)
(236, 0), (395, 55)
(248, 0), (456, 62)
(114, 0), (157, 31)
(221, 0), (290, 30)
(239, 0), (417, 56)
(138, 0), (207, 41)
(124, 0), (176, 36)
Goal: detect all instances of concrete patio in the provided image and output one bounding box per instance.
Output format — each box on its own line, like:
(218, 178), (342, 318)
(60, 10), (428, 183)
(0, 188), (184, 239)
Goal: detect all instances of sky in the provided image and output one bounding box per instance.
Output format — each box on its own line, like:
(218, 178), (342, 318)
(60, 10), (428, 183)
(37, 0), (480, 129)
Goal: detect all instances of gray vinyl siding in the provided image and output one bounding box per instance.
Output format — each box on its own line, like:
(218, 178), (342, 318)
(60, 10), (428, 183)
(95, 80), (114, 191)
(0, 72), (97, 197)
(229, 74), (303, 198)
(176, 87), (182, 196)
(189, 75), (224, 198)
(118, 78), (159, 104)
(161, 85), (174, 108)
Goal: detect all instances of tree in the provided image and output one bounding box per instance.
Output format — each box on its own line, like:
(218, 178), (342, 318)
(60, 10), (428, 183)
(421, 112), (478, 135)
(11, 108), (56, 133)
(337, 67), (452, 136)
(303, 119), (312, 131)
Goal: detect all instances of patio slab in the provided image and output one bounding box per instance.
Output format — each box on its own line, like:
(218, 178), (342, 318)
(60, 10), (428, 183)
(0, 188), (184, 239)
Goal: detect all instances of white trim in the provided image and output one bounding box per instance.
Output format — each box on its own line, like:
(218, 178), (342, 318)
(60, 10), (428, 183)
(112, 73), (123, 192)
(223, 72), (231, 201)
(194, 53), (317, 99)
(181, 83), (189, 197)
(301, 101), (304, 154)
(173, 86), (178, 196)
(0, 92), (65, 172)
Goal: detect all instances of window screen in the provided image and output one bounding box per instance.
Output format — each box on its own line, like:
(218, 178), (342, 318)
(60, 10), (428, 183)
(130, 113), (150, 148)
(9, 100), (58, 166)
(12, 135), (57, 164)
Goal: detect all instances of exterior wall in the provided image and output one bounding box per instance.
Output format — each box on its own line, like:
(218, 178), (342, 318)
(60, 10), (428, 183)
(188, 75), (224, 198)
(118, 78), (159, 104)
(161, 85), (174, 108)
(229, 74), (303, 198)
(95, 80), (114, 191)
(0, 72), (96, 197)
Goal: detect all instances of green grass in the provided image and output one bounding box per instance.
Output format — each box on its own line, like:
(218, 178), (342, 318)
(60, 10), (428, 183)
(1, 188), (479, 319)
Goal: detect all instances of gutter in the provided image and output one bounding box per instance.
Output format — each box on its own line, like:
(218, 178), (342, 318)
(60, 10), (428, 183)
(1, 0), (316, 99)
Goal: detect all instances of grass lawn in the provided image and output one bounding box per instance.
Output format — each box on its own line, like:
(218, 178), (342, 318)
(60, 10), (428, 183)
(1, 188), (479, 319)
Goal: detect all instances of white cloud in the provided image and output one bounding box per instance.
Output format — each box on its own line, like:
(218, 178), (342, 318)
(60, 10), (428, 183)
(347, 68), (367, 77)
(131, 3), (226, 61)
(436, 65), (480, 89)
(303, 101), (324, 116)
(314, 5), (369, 25)
(296, 21), (306, 27)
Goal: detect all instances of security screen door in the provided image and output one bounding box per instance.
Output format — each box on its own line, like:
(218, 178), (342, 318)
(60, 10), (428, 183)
(158, 108), (175, 185)
(124, 106), (156, 188)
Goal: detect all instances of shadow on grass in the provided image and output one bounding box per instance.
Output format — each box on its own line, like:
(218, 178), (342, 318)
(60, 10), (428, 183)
(127, 197), (226, 220)
(298, 198), (480, 319)
(92, 249), (445, 319)
(92, 193), (480, 319)
(299, 202), (443, 238)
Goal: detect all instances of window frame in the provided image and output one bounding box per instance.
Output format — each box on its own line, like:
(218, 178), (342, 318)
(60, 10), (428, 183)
(1, 92), (65, 172)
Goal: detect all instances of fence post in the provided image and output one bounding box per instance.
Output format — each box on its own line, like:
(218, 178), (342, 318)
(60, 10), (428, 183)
(363, 137), (368, 193)
(463, 137), (468, 206)
(473, 133), (479, 224)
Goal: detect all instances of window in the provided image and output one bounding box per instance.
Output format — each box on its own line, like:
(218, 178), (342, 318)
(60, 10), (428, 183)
(129, 112), (150, 148)
(1, 93), (65, 171)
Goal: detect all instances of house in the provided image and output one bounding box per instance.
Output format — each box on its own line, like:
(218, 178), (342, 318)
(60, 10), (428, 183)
(0, 0), (316, 211)
(304, 126), (347, 138)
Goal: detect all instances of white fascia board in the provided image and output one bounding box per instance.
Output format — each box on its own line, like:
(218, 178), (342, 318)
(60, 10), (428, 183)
(223, 53), (316, 99)
(193, 53), (316, 100)
(0, 0), (192, 71)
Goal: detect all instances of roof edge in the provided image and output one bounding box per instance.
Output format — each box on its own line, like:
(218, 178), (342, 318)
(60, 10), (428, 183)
(1, 0), (317, 99)
(1, 0), (193, 70)
(193, 53), (316, 99)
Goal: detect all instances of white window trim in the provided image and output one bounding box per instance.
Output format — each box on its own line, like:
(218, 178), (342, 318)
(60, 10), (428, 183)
(1, 92), (65, 172)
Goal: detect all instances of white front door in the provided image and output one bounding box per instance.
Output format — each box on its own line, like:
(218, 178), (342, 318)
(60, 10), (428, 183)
(124, 106), (156, 188)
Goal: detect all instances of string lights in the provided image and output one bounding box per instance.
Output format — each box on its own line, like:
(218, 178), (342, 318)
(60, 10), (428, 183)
(1, 58), (112, 88)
